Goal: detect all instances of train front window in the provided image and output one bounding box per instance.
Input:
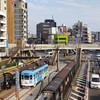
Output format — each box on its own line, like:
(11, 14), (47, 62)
(22, 75), (23, 79)
(24, 75), (29, 80)
(30, 75), (32, 80)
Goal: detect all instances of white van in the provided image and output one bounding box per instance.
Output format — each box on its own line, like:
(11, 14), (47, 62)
(45, 51), (53, 57)
(91, 74), (100, 88)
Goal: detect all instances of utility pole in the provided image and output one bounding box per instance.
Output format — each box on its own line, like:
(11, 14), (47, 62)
(56, 46), (59, 72)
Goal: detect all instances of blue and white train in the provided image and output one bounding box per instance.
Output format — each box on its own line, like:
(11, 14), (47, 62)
(21, 64), (48, 87)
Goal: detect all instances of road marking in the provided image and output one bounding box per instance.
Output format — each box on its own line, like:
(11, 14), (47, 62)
(74, 90), (84, 95)
(76, 87), (84, 91)
(77, 77), (86, 80)
(69, 96), (78, 100)
(76, 79), (86, 82)
(77, 76), (85, 79)
(76, 82), (85, 86)
(76, 80), (86, 83)
(78, 84), (84, 87)
(71, 92), (83, 98)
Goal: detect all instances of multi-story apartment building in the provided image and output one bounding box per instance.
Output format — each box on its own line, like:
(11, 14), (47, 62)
(37, 19), (56, 43)
(72, 21), (91, 43)
(7, 0), (15, 43)
(15, 0), (28, 42)
(0, 0), (7, 57)
(95, 32), (100, 42)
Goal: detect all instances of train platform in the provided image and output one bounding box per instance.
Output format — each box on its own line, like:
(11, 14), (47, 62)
(0, 86), (15, 100)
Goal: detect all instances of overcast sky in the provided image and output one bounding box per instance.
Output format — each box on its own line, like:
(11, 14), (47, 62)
(27, 0), (100, 34)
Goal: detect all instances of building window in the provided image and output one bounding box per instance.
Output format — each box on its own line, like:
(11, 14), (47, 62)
(4, 7), (6, 10)
(4, 0), (6, 3)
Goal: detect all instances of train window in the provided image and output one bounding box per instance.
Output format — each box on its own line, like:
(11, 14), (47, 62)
(34, 75), (36, 79)
(22, 75), (23, 79)
(30, 75), (32, 80)
(25, 75), (29, 80)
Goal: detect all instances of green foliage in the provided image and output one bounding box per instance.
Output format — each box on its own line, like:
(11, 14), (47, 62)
(5, 62), (16, 68)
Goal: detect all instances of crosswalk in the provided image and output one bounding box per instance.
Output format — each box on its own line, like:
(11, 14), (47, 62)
(69, 63), (87, 100)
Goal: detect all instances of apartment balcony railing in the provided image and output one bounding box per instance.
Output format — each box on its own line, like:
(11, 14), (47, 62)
(0, 11), (6, 17)
(0, 52), (6, 57)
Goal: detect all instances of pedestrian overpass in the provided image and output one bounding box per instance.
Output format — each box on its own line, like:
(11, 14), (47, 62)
(23, 43), (100, 51)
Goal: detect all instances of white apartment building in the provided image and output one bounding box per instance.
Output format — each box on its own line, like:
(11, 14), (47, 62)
(0, 0), (7, 57)
(72, 20), (91, 43)
(48, 27), (58, 44)
(15, 0), (28, 42)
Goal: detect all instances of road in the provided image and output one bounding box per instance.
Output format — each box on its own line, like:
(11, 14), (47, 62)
(88, 54), (100, 100)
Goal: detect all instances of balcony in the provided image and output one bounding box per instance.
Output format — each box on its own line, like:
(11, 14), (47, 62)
(1, 27), (6, 32)
(0, 35), (6, 39)
(0, 42), (6, 47)
(0, 11), (6, 17)
(0, 19), (6, 24)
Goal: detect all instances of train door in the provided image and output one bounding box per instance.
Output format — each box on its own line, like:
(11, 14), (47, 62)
(37, 71), (42, 83)
(34, 74), (36, 86)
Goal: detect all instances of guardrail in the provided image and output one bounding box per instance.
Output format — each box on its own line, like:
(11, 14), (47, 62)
(24, 44), (100, 51)
(0, 58), (10, 63)
(84, 60), (90, 100)
(0, 65), (21, 75)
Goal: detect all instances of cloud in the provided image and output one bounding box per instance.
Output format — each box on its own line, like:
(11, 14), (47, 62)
(56, 1), (90, 8)
(28, 2), (45, 10)
(34, 0), (48, 3)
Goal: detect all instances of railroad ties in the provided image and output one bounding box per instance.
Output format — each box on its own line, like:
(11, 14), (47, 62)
(69, 63), (87, 100)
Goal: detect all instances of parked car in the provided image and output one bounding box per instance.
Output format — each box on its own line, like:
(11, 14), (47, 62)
(90, 74), (100, 88)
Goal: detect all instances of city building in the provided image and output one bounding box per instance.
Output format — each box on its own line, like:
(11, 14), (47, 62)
(91, 34), (96, 43)
(68, 37), (81, 44)
(48, 27), (58, 44)
(37, 19), (56, 44)
(95, 32), (100, 42)
(54, 34), (68, 44)
(88, 33), (92, 43)
(15, 0), (28, 42)
(0, 0), (7, 56)
(7, 0), (15, 43)
(58, 24), (66, 34)
(72, 20), (91, 43)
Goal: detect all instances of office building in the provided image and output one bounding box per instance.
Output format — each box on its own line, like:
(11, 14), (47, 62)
(37, 19), (56, 43)
(96, 32), (100, 42)
(54, 34), (68, 44)
(15, 0), (28, 42)
(0, 0), (7, 56)
(7, 0), (15, 43)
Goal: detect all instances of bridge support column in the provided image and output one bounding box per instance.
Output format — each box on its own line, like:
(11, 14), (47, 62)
(75, 48), (81, 69)
(56, 47), (59, 72)
(64, 50), (69, 57)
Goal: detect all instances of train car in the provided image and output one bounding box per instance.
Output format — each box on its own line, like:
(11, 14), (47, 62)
(21, 63), (48, 87)
(42, 61), (76, 100)
(0, 75), (4, 91)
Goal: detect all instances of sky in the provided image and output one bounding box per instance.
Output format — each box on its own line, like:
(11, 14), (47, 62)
(27, 0), (100, 34)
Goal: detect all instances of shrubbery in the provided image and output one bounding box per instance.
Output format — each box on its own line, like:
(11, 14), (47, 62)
(5, 62), (16, 68)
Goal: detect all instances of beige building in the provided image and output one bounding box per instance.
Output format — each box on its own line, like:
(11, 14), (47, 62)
(7, 0), (15, 43)
(88, 33), (92, 43)
(15, 0), (28, 42)
(0, 0), (7, 56)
